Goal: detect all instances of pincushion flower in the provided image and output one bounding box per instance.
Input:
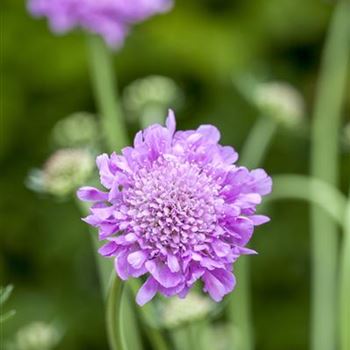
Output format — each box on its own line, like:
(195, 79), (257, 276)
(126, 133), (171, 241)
(77, 111), (272, 305)
(28, 0), (173, 47)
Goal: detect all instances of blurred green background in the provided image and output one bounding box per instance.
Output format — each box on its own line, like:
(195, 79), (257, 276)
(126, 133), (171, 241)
(1, 0), (349, 349)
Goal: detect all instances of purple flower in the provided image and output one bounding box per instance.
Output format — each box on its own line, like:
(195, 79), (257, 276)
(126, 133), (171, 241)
(77, 111), (272, 305)
(28, 0), (173, 47)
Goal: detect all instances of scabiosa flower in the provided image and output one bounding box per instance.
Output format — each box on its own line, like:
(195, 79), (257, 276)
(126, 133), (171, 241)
(28, 0), (173, 47)
(77, 111), (272, 305)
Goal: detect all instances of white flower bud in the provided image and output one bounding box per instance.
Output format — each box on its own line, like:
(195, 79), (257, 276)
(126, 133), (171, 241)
(52, 112), (99, 148)
(14, 322), (61, 350)
(159, 292), (214, 328)
(27, 149), (94, 197)
(42, 149), (94, 197)
(123, 75), (184, 126)
(254, 81), (305, 127)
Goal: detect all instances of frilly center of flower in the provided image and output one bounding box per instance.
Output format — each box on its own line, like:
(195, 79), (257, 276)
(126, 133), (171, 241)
(123, 156), (223, 256)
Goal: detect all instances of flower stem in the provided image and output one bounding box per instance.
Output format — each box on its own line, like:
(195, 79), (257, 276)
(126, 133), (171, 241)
(120, 288), (143, 350)
(265, 175), (347, 227)
(310, 2), (350, 350)
(229, 116), (277, 350)
(87, 35), (128, 152)
(339, 189), (350, 350)
(240, 116), (278, 169)
(107, 276), (125, 350)
(86, 35), (142, 350)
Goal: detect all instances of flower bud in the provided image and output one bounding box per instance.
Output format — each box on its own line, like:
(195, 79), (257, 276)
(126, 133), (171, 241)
(52, 113), (99, 149)
(254, 81), (305, 127)
(27, 149), (94, 197)
(159, 292), (214, 329)
(123, 75), (184, 126)
(14, 322), (61, 350)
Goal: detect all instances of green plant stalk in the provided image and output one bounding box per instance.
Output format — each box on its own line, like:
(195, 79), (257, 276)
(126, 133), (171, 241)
(172, 327), (190, 350)
(265, 175), (347, 227)
(120, 288), (143, 350)
(78, 200), (143, 350)
(107, 276), (125, 350)
(127, 279), (170, 350)
(339, 189), (350, 350)
(229, 116), (277, 350)
(86, 35), (146, 350)
(77, 201), (128, 350)
(87, 35), (128, 152)
(310, 2), (350, 350)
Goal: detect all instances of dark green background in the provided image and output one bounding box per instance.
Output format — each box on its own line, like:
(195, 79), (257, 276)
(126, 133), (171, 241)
(1, 0), (349, 349)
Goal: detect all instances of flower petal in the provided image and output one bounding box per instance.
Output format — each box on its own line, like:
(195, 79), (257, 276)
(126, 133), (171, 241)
(167, 254), (180, 272)
(203, 269), (236, 302)
(145, 260), (182, 288)
(166, 109), (176, 136)
(136, 276), (158, 306)
(77, 186), (108, 202)
(127, 251), (148, 269)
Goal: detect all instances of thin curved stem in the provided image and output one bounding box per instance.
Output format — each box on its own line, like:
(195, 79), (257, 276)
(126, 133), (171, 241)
(87, 35), (128, 152)
(228, 116), (278, 350)
(339, 190), (350, 350)
(265, 175), (347, 227)
(107, 276), (125, 350)
(310, 2), (350, 349)
(240, 116), (278, 169)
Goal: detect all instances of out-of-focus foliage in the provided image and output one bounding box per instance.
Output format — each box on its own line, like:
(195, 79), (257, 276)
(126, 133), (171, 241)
(0, 285), (16, 323)
(1, 1), (349, 350)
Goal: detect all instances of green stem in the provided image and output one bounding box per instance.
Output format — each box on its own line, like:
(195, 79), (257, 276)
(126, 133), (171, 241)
(127, 279), (170, 350)
(172, 327), (189, 350)
(310, 2), (350, 350)
(339, 189), (350, 350)
(229, 116), (278, 350)
(87, 35), (128, 152)
(107, 276), (125, 350)
(265, 175), (347, 227)
(120, 288), (143, 350)
(87, 35), (141, 350)
(240, 116), (278, 169)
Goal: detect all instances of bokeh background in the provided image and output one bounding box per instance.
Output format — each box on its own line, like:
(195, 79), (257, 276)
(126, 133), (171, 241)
(1, 0), (349, 349)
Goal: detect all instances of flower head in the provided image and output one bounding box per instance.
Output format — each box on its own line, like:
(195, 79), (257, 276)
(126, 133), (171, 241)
(52, 112), (100, 149)
(28, 148), (94, 197)
(28, 0), (172, 47)
(254, 81), (305, 127)
(78, 111), (272, 305)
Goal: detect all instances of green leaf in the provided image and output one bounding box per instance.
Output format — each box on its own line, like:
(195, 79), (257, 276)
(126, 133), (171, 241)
(0, 285), (14, 306)
(0, 309), (16, 323)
